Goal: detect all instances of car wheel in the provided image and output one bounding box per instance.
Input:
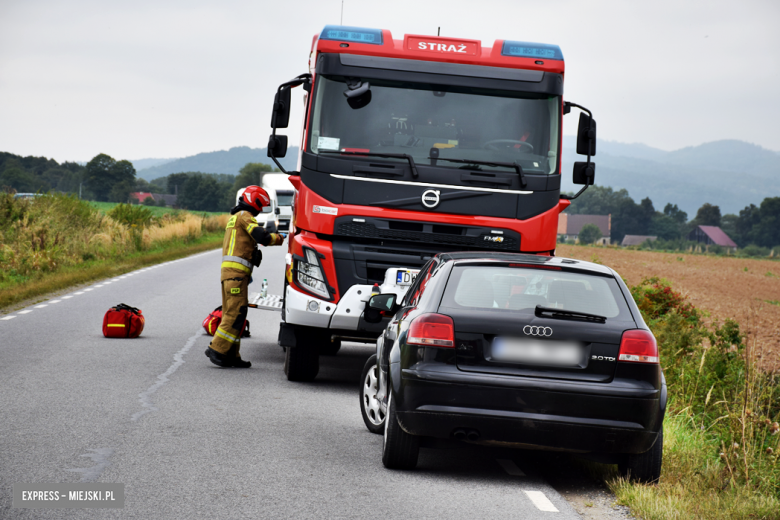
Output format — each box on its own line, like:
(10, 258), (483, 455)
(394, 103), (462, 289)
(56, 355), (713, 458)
(382, 392), (419, 469)
(284, 328), (319, 381)
(619, 426), (663, 483)
(319, 338), (341, 356)
(360, 354), (385, 434)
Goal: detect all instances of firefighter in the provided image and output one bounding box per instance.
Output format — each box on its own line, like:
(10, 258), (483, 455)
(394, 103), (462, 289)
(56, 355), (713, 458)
(205, 186), (285, 368)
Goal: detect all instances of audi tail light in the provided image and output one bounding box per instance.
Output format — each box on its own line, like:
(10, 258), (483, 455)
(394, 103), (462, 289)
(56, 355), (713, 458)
(407, 313), (454, 348)
(618, 329), (659, 364)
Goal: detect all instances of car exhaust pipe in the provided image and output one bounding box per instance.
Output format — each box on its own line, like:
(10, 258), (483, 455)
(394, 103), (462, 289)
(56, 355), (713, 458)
(452, 429), (467, 440)
(466, 429), (480, 441)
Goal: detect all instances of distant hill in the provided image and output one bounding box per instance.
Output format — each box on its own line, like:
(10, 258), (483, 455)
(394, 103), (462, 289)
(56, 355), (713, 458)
(130, 157), (179, 171)
(560, 138), (779, 215)
(136, 146), (299, 180)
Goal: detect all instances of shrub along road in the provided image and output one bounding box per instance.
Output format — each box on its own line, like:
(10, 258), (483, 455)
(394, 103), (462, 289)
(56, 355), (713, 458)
(0, 247), (605, 519)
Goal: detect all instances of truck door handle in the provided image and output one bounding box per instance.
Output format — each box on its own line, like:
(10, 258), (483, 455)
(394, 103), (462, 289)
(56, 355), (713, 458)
(459, 173), (512, 186)
(353, 166), (405, 177)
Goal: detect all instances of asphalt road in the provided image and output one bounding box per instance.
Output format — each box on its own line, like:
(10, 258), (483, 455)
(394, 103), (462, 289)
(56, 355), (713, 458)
(0, 246), (591, 519)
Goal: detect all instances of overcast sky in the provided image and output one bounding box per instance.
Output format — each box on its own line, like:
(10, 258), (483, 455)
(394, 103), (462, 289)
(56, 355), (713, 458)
(1, 0), (778, 163)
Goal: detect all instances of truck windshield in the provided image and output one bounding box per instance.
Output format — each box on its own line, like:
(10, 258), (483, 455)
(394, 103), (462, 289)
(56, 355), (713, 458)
(308, 76), (560, 175)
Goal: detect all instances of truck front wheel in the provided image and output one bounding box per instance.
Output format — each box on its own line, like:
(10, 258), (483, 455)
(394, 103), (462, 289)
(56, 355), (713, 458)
(284, 328), (320, 381)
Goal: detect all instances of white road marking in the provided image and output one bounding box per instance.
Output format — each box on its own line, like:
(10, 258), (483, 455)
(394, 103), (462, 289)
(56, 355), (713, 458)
(74, 292), (84, 295)
(34, 304), (48, 309)
(497, 459), (526, 476)
(50, 300), (61, 303)
(94, 285), (104, 288)
(524, 490), (559, 512)
(1, 316), (16, 320)
(62, 296), (73, 299)
(84, 289), (93, 292)
(18, 310), (32, 315)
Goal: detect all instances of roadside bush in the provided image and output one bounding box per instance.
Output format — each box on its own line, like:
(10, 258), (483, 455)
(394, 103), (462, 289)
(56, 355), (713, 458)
(609, 277), (780, 516)
(0, 194), (223, 288)
(108, 203), (153, 228)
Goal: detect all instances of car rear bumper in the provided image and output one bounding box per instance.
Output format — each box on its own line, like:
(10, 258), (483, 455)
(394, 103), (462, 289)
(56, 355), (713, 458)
(395, 367), (663, 454)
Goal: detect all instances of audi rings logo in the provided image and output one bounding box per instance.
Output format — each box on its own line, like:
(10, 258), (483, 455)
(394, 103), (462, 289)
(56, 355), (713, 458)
(523, 325), (553, 337)
(421, 189), (440, 208)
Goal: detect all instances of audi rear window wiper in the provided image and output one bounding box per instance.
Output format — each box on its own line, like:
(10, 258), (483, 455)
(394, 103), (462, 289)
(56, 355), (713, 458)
(535, 305), (607, 324)
(319, 150), (418, 178)
(428, 157), (527, 188)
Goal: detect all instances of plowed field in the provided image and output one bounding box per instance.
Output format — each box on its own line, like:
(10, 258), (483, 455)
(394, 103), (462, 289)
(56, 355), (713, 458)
(557, 245), (780, 372)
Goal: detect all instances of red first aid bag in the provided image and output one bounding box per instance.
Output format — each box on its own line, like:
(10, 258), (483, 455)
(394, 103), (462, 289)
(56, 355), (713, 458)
(202, 306), (222, 335)
(103, 304), (145, 338)
(202, 305), (250, 337)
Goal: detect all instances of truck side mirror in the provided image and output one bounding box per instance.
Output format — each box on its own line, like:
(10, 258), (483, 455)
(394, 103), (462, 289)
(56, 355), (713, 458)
(573, 161), (596, 185)
(576, 112), (597, 156)
(268, 134), (288, 158)
(364, 293), (397, 324)
(368, 293), (396, 311)
(275, 207), (281, 215)
(271, 87), (292, 129)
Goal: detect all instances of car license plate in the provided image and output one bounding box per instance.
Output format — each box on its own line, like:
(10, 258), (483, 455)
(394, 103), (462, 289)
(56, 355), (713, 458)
(491, 337), (583, 367)
(395, 270), (418, 286)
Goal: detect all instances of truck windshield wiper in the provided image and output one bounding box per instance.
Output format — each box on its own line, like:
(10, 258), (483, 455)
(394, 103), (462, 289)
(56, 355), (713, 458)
(535, 305), (606, 324)
(428, 157), (527, 188)
(319, 150), (418, 178)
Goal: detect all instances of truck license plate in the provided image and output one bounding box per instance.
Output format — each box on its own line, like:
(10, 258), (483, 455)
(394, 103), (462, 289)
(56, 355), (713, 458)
(395, 270), (418, 286)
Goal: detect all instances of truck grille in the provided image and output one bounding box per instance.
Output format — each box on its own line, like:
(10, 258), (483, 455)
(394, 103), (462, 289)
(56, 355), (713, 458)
(335, 221), (518, 251)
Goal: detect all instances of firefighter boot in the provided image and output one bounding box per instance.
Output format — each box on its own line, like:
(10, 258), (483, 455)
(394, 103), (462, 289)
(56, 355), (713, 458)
(205, 345), (252, 368)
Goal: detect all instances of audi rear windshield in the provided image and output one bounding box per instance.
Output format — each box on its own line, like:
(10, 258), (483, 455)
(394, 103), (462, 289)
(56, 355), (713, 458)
(308, 76), (560, 175)
(439, 265), (634, 321)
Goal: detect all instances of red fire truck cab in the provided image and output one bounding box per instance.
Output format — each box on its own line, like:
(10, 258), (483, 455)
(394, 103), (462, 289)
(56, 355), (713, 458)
(267, 25), (597, 381)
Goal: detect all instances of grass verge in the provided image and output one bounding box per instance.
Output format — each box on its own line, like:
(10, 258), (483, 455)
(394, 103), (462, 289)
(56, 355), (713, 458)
(0, 232), (222, 311)
(585, 277), (780, 519)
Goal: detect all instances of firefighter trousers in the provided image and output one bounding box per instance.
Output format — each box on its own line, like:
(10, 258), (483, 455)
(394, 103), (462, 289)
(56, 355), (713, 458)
(208, 276), (249, 358)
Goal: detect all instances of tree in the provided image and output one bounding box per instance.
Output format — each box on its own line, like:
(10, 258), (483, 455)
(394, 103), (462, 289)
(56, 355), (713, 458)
(85, 154), (116, 201)
(649, 214), (682, 240)
(0, 167), (46, 193)
(693, 203), (721, 227)
(233, 162), (273, 193)
(578, 224), (602, 245)
(166, 173), (190, 195)
(663, 203), (687, 224)
(143, 196), (156, 206)
(107, 160), (136, 202)
(178, 174), (224, 212)
(751, 197), (780, 247)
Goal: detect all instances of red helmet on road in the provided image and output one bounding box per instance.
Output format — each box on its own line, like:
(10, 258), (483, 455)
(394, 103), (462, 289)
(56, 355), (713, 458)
(241, 186), (271, 212)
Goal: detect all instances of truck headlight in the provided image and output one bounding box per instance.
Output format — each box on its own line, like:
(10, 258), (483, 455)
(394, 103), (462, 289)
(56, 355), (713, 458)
(296, 248), (330, 299)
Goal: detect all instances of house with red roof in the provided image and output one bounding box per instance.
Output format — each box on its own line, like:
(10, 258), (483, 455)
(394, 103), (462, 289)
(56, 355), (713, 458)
(687, 225), (737, 250)
(130, 192), (154, 204)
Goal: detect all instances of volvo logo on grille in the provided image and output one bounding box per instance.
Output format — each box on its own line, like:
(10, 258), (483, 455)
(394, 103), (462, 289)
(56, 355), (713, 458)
(421, 189), (440, 208)
(523, 325), (553, 337)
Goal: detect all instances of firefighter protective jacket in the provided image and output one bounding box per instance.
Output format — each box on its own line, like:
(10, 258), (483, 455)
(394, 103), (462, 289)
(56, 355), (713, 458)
(220, 209), (283, 281)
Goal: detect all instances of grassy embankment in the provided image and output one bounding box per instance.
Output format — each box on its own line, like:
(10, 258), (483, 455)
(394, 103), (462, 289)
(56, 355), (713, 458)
(0, 194), (228, 310)
(592, 276), (780, 519)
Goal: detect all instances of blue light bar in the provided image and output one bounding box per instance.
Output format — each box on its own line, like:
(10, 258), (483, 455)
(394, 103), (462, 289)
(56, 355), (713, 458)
(320, 25), (383, 45)
(501, 41), (563, 61)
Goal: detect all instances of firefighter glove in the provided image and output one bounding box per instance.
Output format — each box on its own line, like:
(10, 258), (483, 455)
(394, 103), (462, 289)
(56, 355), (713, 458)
(268, 233), (285, 246)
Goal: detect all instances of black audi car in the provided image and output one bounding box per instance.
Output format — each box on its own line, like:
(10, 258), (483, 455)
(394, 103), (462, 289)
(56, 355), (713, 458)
(359, 252), (665, 482)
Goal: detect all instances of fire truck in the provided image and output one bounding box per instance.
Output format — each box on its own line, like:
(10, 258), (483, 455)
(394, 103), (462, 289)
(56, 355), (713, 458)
(266, 25), (597, 381)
